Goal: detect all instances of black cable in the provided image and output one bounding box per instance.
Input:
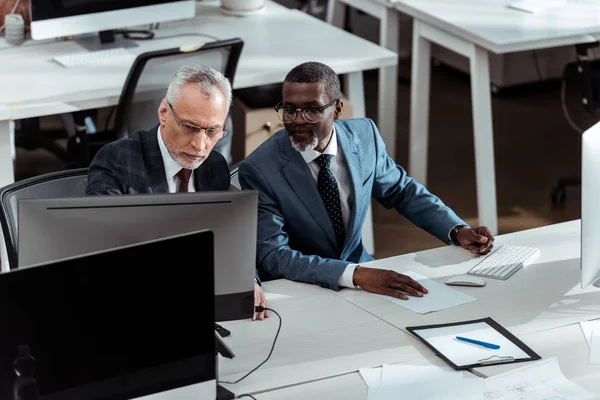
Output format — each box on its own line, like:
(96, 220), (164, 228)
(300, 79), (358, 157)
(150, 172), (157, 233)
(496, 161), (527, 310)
(237, 395), (257, 400)
(219, 307), (281, 385)
(116, 29), (155, 40)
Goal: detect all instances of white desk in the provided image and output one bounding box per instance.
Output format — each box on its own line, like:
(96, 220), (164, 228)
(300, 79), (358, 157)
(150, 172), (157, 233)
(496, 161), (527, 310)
(217, 279), (431, 396)
(332, 220), (600, 337)
(329, 0), (600, 234)
(326, 0), (400, 160)
(393, 0), (600, 234)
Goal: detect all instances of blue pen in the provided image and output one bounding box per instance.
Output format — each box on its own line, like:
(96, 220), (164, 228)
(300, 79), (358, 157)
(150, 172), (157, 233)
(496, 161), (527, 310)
(456, 336), (500, 349)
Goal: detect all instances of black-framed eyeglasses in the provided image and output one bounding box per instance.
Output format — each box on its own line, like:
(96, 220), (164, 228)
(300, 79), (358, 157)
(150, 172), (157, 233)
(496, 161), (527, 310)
(274, 98), (339, 124)
(167, 102), (227, 140)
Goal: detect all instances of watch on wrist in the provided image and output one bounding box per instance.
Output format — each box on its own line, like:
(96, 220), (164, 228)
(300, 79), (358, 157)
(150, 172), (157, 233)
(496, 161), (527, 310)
(449, 224), (469, 246)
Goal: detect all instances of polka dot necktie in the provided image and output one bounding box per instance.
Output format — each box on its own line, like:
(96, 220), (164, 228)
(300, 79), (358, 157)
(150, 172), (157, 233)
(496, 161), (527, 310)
(315, 154), (346, 252)
(176, 168), (192, 192)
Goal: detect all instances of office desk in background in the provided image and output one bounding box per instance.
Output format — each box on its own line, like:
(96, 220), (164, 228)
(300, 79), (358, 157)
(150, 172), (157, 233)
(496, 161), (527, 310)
(329, 0), (600, 235)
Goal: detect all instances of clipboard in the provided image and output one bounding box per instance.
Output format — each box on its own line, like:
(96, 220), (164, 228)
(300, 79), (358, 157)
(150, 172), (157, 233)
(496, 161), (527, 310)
(406, 317), (541, 370)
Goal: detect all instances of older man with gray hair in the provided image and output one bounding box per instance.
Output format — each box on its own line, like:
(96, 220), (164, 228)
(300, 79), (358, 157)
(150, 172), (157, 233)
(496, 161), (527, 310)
(87, 64), (268, 320)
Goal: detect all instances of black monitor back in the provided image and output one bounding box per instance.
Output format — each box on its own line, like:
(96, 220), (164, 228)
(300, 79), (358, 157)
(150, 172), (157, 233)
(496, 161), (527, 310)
(0, 229), (215, 400)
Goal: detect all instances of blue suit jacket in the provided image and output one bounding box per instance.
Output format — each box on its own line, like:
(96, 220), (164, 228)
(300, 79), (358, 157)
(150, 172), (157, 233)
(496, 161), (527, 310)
(86, 125), (230, 195)
(239, 118), (466, 291)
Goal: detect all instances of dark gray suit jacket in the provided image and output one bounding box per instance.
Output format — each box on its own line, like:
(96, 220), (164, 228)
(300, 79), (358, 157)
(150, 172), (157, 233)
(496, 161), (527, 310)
(86, 125), (230, 195)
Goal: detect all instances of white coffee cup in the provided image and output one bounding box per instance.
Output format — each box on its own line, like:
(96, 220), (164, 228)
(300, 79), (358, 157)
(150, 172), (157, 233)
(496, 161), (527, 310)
(221, 0), (265, 12)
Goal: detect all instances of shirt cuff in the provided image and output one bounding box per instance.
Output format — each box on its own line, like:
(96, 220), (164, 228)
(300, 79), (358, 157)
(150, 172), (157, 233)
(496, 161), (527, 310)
(338, 263), (360, 288)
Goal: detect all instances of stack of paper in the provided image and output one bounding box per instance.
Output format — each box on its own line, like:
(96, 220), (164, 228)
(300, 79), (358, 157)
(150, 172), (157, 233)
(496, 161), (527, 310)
(376, 271), (478, 314)
(359, 358), (594, 400)
(580, 319), (600, 364)
(358, 364), (483, 400)
(483, 358), (596, 399)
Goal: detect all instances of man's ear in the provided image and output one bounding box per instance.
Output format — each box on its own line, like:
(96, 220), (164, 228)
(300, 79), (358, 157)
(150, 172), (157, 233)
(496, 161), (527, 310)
(334, 100), (344, 120)
(158, 99), (169, 124)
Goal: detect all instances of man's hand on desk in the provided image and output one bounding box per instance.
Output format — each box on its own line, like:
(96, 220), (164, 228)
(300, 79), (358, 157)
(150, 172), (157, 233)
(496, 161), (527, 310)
(253, 282), (268, 321)
(352, 267), (428, 300)
(457, 226), (495, 254)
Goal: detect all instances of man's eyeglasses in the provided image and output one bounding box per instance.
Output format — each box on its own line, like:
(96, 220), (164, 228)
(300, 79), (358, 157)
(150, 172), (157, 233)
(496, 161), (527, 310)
(274, 98), (339, 124)
(167, 102), (227, 140)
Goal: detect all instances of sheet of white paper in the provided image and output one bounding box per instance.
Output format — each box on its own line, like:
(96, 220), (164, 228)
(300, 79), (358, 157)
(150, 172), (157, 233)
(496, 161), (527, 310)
(376, 271), (477, 314)
(590, 329), (600, 364)
(380, 364), (462, 386)
(369, 378), (483, 400)
(414, 322), (529, 367)
(359, 367), (382, 387)
(579, 319), (600, 348)
(484, 357), (596, 399)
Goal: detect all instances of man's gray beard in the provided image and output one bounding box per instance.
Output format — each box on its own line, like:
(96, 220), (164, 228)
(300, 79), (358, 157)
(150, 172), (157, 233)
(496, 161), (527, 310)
(290, 133), (318, 153)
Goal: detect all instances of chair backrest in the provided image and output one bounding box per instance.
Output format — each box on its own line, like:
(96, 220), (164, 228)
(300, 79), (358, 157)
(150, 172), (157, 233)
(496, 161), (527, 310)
(229, 162), (241, 191)
(113, 38), (244, 138)
(0, 169), (89, 270)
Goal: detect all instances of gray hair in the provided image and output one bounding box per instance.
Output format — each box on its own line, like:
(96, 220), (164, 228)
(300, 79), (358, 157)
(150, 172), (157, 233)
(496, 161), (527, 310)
(165, 64), (233, 108)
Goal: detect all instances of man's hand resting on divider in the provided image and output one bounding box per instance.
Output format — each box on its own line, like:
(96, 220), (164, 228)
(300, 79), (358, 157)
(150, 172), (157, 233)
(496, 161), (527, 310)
(352, 266), (428, 300)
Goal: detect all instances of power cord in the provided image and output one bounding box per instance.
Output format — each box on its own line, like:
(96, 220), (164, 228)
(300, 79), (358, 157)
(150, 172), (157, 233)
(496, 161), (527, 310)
(219, 307), (281, 385)
(236, 395), (258, 400)
(561, 79), (585, 134)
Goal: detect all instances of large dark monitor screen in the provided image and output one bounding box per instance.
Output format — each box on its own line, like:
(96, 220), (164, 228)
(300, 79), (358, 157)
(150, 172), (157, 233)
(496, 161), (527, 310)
(0, 230), (216, 400)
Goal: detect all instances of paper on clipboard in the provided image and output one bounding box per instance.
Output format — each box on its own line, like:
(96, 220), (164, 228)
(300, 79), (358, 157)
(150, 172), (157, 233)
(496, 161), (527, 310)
(407, 317), (540, 370)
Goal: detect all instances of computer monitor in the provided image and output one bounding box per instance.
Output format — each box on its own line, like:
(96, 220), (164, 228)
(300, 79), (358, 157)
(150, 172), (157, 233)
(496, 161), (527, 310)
(0, 229), (217, 400)
(17, 191), (257, 321)
(581, 121), (600, 288)
(30, 0), (195, 41)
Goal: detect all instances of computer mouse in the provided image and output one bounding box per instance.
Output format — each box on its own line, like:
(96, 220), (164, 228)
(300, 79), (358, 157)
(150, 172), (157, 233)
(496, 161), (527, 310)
(444, 275), (486, 287)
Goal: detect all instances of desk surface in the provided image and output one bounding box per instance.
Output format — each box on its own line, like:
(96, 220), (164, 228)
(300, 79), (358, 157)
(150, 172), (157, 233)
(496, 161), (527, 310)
(0, 0), (396, 120)
(333, 220), (600, 337)
(218, 279), (430, 395)
(392, 0), (600, 53)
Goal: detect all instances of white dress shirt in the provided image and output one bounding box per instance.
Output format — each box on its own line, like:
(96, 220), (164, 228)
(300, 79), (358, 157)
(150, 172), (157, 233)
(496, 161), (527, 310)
(157, 126), (196, 193)
(299, 127), (358, 288)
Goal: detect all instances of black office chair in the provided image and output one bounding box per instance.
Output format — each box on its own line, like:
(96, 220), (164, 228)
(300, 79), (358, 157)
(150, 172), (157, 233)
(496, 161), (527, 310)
(87, 38), (244, 163)
(0, 168), (89, 270)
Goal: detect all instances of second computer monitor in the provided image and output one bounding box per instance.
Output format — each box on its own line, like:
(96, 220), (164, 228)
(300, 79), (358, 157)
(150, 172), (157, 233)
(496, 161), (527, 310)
(581, 121), (600, 288)
(17, 191), (257, 321)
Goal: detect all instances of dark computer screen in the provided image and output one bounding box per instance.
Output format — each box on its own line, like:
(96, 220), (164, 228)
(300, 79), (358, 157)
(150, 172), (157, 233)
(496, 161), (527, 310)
(0, 230), (215, 400)
(31, 0), (184, 21)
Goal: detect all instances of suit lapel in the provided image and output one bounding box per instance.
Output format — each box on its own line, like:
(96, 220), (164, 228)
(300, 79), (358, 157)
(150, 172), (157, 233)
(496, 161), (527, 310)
(279, 135), (338, 250)
(142, 125), (169, 194)
(335, 122), (363, 252)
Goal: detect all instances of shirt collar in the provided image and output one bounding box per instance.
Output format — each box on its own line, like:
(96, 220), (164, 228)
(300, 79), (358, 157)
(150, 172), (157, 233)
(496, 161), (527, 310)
(157, 125), (187, 179)
(299, 125), (338, 165)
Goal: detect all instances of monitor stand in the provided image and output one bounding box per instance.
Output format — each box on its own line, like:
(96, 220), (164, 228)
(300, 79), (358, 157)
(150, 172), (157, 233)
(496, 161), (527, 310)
(594, 278), (600, 288)
(215, 332), (236, 400)
(72, 32), (139, 52)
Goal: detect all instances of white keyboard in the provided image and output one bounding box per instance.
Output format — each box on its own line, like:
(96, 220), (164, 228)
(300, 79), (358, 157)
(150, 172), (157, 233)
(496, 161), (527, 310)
(468, 245), (540, 280)
(52, 47), (135, 68)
